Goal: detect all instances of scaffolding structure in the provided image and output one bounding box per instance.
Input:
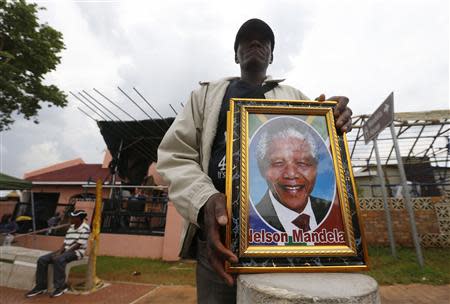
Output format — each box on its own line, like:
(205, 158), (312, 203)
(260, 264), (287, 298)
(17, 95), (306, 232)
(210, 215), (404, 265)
(348, 110), (450, 196)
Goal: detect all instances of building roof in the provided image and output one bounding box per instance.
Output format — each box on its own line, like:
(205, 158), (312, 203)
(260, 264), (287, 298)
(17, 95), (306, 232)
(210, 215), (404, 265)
(24, 158), (85, 179)
(25, 163), (111, 183)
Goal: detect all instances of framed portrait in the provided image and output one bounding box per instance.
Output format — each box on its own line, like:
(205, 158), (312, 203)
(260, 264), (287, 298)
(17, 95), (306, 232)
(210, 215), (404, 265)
(225, 98), (369, 273)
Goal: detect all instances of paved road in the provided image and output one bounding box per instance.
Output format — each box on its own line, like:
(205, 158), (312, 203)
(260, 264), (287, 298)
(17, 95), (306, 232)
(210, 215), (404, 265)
(1, 283), (449, 303)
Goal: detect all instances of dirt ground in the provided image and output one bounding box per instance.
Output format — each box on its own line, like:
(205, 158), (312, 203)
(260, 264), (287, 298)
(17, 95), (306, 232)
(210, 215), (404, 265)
(1, 283), (449, 304)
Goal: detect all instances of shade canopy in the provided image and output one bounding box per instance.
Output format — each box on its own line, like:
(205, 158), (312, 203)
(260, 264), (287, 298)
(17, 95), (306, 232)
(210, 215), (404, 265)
(97, 118), (174, 184)
(0, 172), (32, 190)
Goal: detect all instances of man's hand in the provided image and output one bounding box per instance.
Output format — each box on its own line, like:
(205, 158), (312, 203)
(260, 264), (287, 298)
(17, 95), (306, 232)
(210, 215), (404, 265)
(316, 94), (353, 134)
(202, 193), (238, 286)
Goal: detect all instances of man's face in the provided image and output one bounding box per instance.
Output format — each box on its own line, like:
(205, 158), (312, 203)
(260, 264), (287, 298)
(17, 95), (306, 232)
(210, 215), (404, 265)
(70, 216), (81, 226)
(236, 31), (272, 72)
(264, 136), (317, 213)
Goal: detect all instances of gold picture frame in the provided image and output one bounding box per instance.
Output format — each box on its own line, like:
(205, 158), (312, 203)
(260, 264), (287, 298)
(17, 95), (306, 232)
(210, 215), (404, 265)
(225, 98), (369, 273)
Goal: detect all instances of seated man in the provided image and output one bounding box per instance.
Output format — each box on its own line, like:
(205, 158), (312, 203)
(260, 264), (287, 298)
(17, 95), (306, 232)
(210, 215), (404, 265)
(26, 210), (91, 298)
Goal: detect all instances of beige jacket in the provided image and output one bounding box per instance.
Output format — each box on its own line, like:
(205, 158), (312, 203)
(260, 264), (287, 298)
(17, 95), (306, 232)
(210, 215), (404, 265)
(156, 76), (309, 257)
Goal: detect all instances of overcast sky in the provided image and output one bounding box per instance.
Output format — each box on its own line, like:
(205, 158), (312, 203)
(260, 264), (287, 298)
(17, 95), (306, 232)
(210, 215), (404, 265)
(0, 0), (448, 178)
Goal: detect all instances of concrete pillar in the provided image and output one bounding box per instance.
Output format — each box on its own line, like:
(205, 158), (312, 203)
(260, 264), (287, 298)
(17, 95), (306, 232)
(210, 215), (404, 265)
(237, 273), (380, 304)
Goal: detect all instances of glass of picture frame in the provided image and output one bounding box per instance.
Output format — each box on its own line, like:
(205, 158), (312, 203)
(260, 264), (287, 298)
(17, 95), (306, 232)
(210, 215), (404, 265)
(225, 98), (369, 272)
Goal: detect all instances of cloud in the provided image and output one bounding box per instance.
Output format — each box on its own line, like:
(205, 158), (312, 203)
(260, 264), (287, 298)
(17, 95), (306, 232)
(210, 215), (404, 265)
(286, 0), (449, 114)
(19, 141), (63, 174)
(2, 0), (448, 178)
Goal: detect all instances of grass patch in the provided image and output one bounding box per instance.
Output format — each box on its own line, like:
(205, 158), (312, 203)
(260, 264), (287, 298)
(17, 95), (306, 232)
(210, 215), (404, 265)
(71, 256), (196, 286)
(367, 246), (450, 285)
(71, 247), (450, 286)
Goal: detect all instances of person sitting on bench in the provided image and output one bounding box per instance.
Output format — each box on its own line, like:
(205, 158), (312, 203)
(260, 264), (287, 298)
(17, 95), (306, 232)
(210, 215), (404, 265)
(26, 210), (91, 298)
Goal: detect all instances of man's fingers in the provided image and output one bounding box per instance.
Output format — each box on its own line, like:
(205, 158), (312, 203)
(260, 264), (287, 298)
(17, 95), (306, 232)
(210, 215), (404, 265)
(335, 98), (349, 117)
(214, 195), (228, 226)
(327, 96), (349, 117)
(342, 119), (353, 133)
(204, 192), (238, 286)
(207, 222), (238, 263)
(209, 255), (235, 286)
(315, 94), (326, 101)
(207, 242), (235, 286)
(209, 237), (238, 263)
(335, 109), (352, 128)
(324, 95), (352, 134)
(327, 95), (349, 103)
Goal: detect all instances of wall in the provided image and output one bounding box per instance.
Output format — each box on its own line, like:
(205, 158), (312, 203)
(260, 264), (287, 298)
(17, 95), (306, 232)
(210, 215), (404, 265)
(98, 234), (165, 258)
(161, 202), (183, 261)
(14, 234), (62, 251)
(0, 200), (18, 219)
(13, 234), (165, 258)
(359, 196), (450, 247)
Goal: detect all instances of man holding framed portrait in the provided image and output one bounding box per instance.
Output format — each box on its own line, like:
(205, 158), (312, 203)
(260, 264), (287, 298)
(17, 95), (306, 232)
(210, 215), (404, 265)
(157, 18), (353, 304)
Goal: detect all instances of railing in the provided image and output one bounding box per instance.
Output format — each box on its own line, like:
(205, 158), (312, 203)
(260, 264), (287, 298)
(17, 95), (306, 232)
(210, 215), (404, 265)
(100, 194), (168, 236)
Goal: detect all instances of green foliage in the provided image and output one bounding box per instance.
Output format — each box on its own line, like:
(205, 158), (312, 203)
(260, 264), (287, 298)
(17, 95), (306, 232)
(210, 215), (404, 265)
(0, 0), (67, 131)
(367, 246), (450, 285)
(71, 256), (196, 286)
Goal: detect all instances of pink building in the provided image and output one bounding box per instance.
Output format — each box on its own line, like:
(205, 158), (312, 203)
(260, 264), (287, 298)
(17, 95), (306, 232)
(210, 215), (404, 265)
(1, 156), (184, 261)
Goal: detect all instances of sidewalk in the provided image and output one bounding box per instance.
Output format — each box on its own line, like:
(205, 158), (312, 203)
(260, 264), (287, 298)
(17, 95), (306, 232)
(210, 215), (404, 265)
(0, 283), (196, 304)
(379, 284), (449, 304)
(1, 283), (448, 303)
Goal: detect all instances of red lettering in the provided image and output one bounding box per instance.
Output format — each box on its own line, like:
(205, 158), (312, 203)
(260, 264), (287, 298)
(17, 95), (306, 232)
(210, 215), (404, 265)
(337, 230), (345, 242)
(273, 232), (280, 242)
(265, 231), (272, 243)
(254, 231), (261, 243)
(293, 229), (303, 242)
(326, 231), (334, 242)
(319, 230), (327, 242)
(311, 232), (319, 243)
(304, 232), (311, 243)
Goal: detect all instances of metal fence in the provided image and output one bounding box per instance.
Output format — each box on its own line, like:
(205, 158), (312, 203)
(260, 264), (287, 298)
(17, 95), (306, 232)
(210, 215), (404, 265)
(100, 193), (168, 236)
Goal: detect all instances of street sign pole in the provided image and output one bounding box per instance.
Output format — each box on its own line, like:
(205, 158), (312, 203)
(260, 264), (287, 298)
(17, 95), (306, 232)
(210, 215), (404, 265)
(389, 123), (424, 268)
(373, 137), (397, 258)
(363, 92), (398, 258)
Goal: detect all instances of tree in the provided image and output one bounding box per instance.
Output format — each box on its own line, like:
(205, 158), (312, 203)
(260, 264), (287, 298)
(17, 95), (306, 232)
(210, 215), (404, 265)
(0, 0), (67, 131)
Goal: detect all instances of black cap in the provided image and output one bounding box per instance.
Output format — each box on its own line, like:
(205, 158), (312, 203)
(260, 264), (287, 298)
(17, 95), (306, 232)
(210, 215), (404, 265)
(234, 18), (275, 53)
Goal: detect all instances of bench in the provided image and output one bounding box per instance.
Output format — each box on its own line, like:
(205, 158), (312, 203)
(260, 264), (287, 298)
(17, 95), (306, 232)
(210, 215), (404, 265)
(47, 256), (88, 291)
(0, 246), (88, 291)
(0, 245), (49, 290)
